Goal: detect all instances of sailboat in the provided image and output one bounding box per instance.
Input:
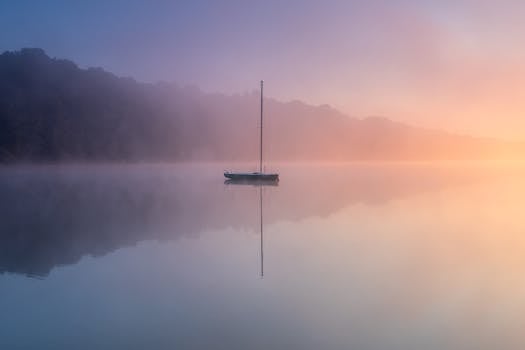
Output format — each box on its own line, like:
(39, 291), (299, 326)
(224, 80), (279, 182)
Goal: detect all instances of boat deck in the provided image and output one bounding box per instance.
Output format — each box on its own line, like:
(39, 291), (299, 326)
(224, 172), (279, 182)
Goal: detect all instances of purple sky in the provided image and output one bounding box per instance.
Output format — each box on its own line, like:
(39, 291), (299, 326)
(2, 0), (525, 139)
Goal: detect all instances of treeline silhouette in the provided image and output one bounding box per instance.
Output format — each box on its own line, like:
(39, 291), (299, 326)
(0, 48), (523, 162)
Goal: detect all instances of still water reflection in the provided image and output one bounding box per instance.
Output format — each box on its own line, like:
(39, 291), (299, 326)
(1, 163), (525, 349)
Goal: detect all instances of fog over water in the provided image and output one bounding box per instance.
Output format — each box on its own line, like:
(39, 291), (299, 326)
(1, 163), (525, 349)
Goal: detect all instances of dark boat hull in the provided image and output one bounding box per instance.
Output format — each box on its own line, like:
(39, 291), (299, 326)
(224, 172), (279, 182)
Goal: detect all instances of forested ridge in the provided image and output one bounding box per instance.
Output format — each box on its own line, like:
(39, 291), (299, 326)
(0, 48), (523, 162)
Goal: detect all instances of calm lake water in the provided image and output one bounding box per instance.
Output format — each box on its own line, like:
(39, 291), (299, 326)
(1, 163), (525, 349)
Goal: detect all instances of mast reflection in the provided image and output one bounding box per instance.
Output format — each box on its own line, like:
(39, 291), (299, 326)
(224, 179), (278, 277)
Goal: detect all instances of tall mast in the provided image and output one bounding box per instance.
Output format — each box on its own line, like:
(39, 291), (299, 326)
(259, 80), (263, 173)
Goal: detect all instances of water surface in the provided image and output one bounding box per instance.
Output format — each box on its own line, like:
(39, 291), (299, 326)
(1, 163), (525, 349)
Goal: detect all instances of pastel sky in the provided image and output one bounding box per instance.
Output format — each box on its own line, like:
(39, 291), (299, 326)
(1, 0), (525, 139)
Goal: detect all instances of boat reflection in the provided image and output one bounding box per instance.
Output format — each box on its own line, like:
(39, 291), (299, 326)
(224, 179), (279, 187)
(225, 179), (275, 277)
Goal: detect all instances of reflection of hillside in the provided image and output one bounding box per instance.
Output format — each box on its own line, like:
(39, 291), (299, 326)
(0, 163), (511, 277)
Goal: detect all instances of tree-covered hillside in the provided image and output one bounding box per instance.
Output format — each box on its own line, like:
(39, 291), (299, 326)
(0, 48), (523, 162)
